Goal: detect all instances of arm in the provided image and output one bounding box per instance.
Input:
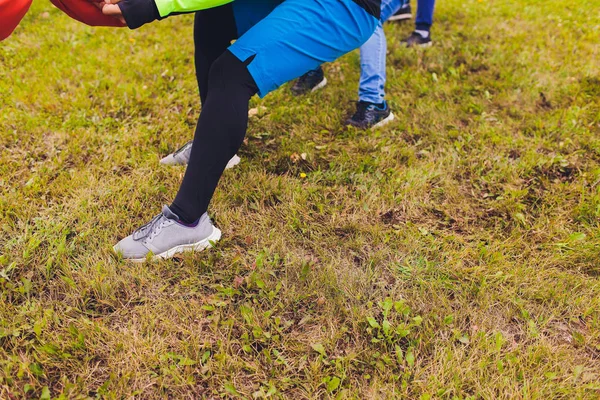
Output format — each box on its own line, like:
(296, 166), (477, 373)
(104, 0), (233, 29)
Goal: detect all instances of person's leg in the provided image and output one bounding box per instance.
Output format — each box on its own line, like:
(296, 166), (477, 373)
(349, 0), (401, 129)
(170, 51), (257, 222)
(175, 0), (377, 222)
(358, 0), (402, 105)
(159, 5), (238, 167)
(389, 0), (412, 22)
(229, 0), (377, 98)
(114, 51), (255, 261)
(160, 1), (279, 167)
(381, 0), (406, 24)
(115, 0), (377, 259)
(358, 22), (386, 105)
(193, 4), (237, 104)
(415, 0), (435, 33)
(194, 1), (283, 103)
(403, 0), (435, 46)
(349, 22), (394, 129)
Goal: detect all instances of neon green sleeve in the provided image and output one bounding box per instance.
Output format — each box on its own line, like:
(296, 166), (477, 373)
(154, 0), (233, 18)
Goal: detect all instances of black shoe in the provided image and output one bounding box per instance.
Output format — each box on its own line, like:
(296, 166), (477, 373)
(402, 31), (432, 47)
(346, 101), (395, 130)
(291, 66), (327, 96)
(388, 5), (412, 22)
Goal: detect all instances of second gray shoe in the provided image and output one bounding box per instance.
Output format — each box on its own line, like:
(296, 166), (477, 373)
(160, 140), (241, 169)
(113, 205), (221, 262)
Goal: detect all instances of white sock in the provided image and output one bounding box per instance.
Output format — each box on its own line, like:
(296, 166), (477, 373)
(415, 30), (430, 38)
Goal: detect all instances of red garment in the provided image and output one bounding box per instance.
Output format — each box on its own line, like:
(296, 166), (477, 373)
(0, 0), (33, 40)
(1, 0), (124, 41)
(50, 0), (125, 27)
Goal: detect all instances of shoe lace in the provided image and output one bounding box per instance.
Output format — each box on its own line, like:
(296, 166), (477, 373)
(173, 140), (193, 157)
(133, 213), (168, 241)
(352, 101), (374, 120)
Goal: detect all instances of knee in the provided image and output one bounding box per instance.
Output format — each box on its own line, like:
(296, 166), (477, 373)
(207, 51), (258, 95)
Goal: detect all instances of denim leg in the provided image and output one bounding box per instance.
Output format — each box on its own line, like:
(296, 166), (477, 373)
(381, 0), (403, 20)
(415, 0), (436, 30)
(358, 21), (385, 104)
(358, 0), (402, 103)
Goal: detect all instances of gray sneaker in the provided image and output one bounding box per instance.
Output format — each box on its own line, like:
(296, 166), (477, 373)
(160, 140), (241, 169)
(113, 205), (221, 262)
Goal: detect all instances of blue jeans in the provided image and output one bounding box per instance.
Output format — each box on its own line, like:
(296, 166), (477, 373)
(358, 0), (403, 103)
(358, 0), (436, 103)
(415, 0), (436, 30)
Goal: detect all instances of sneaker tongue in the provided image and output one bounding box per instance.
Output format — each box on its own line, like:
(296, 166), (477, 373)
(162, 205), (180, 221)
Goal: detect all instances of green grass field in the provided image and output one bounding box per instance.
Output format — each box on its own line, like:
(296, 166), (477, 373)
(1, 0), (599, 398)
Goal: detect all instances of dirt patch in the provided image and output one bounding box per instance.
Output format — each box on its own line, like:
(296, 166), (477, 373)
(537, 92), (553, 109)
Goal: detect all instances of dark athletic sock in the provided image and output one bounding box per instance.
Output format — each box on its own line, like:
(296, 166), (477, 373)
(170, 50), (258, 223)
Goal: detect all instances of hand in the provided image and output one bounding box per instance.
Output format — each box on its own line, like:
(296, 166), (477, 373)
(97, 0), (125, 24)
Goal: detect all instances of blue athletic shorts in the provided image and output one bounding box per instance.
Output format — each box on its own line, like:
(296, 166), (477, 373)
(229, 0), (378, 98)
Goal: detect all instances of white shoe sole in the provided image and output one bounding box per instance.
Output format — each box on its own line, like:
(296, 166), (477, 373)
(371, 112), (395, 130)
(126, 226), (222, 263)
(311, 77), (328, 93)
(388, 14), (412, 21)
(160, 153), (241, 170)
(405, 41), (433, 48)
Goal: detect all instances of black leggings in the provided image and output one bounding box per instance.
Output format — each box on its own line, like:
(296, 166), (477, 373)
(192, 5), (238, 104)
(170, 8), (258, 223)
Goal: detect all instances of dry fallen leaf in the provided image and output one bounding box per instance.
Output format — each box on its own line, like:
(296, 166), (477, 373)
(248, 106), (267, 117)
(233, 276), (245, 288)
